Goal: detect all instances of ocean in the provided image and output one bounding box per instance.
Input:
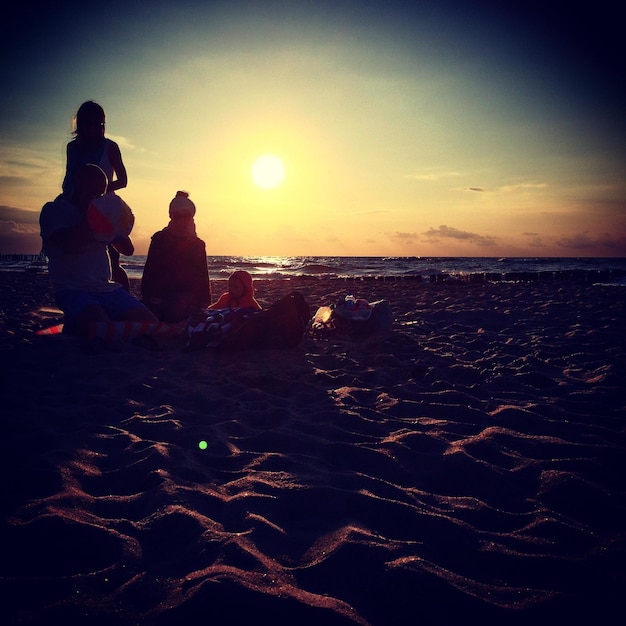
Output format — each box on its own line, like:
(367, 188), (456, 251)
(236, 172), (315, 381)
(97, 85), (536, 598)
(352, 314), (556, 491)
(2, 255), (626, 285)
(99, 255), (626, 286)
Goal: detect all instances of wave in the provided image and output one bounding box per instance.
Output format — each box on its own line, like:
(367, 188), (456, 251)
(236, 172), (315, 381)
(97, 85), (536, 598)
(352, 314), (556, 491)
(295, 263), (342, 275)
(3, 254), (626, 285)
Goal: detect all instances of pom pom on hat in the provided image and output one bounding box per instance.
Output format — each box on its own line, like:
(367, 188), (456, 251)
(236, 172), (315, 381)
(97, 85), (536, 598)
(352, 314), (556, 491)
(169, 190), (196, 219)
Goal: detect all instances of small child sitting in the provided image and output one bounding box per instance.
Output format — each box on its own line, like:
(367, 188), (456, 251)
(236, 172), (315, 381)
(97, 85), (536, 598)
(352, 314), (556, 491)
(186, 270), (261, 350)
(208, 270), (261, 311)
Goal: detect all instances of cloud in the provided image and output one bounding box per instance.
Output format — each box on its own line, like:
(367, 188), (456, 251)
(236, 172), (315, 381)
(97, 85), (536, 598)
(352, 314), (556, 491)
(497, 182), (548, 193)
(460, 182), (548, 194)
(0, 206), (42, 254)
(422, 224), (496, 247)
(390, 231), (419, 245)
(0, 206), (40, 223)
(0, 147), (55, 180)
(0, 220), (41, 254)
(557, 231), (626, 251)
(107, 134), (141, 152)
(556, 231), (596, 249)
(459, 182), (549, 194)
(522, 231), (545, 248)
(0, 221), (37, 235)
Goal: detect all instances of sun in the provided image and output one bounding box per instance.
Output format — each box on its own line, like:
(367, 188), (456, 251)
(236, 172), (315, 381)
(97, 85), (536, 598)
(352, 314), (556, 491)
(251, 154), (285, 189)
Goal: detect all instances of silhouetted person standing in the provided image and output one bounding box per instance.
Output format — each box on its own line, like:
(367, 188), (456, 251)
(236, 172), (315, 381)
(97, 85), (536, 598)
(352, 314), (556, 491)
(61, 101), (130, 291)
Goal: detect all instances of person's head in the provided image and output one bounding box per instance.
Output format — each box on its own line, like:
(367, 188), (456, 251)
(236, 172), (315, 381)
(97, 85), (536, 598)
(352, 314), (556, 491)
(74, 101), (106, 140)
(71, 164), (108, 210)
(169, 190), (196, 220)
(228, 270), (253, 299)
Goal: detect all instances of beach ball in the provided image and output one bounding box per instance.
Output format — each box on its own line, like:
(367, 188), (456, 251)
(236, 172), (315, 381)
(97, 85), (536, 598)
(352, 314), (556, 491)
(87, 193), (134, 242)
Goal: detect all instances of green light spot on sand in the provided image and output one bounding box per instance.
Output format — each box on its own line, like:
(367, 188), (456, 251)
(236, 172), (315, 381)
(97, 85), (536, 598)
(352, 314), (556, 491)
(198, 440), (208, 450)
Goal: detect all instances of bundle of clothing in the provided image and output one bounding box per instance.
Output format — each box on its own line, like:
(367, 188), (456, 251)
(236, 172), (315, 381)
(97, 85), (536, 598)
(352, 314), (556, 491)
(185, 292), (311, 351)
(186, 307), (258, 350)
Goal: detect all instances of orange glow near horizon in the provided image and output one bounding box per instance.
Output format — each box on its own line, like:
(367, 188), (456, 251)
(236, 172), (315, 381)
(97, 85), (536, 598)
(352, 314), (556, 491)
(0, 5), (623, 258)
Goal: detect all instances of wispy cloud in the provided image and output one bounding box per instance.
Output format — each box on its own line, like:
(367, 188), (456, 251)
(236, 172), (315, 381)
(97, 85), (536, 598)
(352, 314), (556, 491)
(0, 218), (41, 254)
(557, 231), (626, 251)
(498, 182), (548, 193)
(460, 182), (548, 194)
(0, 147), (56, 180)
(107, 134), (141, 152)
(422, 225), (496, 247)
(521, 231), (545, 248)
(0, 206), (40, 223)
(388, 231), (419, 245)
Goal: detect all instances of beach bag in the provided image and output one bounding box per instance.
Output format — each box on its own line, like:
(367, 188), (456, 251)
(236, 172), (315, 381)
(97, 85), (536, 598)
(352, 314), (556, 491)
(312, 295), (393, 337)
(186, 292), (310, 351)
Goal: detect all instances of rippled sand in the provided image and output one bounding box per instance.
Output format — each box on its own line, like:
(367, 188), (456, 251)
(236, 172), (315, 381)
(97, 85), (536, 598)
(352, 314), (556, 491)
(1, 271), (625, 625)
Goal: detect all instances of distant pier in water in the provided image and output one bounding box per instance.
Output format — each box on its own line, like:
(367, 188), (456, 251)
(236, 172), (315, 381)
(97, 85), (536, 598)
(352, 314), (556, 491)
(340, 268), (626, 283)
(0, 254), (45, 263)
(0, 253), (47, 273)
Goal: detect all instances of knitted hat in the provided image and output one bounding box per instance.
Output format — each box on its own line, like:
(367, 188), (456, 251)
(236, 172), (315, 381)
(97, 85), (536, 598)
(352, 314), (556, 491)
(169, 190), (196, 219)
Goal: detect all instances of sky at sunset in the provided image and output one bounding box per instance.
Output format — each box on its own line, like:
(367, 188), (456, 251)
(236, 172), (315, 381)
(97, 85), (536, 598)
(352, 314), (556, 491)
(1, 0), (624, 257)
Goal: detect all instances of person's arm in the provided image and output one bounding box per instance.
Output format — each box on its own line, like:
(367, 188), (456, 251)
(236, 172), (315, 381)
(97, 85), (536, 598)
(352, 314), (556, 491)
(207, 292), (230, 310)
(111, 234), (134, 256)
(197, 244), (211, 308)
(61, 142), (73, 195)
(140, 235), (170, 303)
(107, 141), (128, 192)
(41, 204), (93, 254)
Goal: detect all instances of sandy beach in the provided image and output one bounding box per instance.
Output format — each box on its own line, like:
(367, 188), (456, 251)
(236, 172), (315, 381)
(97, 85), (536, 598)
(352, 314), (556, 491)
(1, 269), (625, 625)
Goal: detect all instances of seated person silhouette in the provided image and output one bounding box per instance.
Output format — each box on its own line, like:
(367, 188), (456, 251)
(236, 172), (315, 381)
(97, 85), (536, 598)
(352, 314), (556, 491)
(141, 191), (211, 323)
(39, 164), (157, 337)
